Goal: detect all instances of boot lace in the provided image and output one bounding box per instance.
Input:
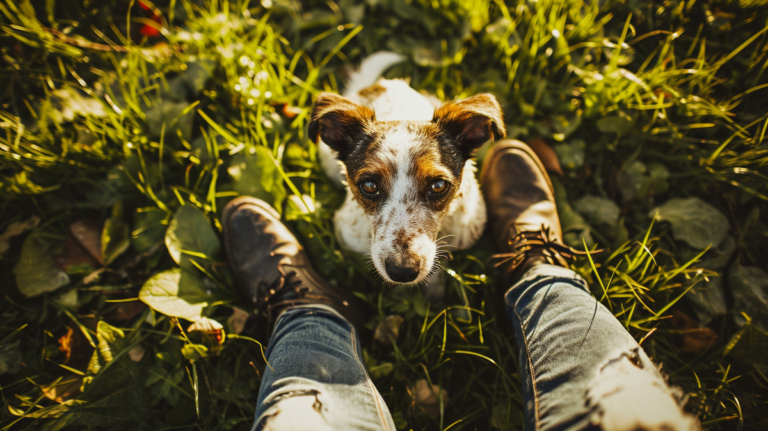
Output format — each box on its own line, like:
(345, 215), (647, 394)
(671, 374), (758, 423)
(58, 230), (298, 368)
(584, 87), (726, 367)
(492, 225), (599, 273)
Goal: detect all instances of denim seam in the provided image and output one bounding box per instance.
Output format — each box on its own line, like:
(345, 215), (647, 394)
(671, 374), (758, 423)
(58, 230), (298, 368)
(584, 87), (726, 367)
(511, 276), (566, 431)
(350, 325), (390, 431)
(514, 304), (541, 431)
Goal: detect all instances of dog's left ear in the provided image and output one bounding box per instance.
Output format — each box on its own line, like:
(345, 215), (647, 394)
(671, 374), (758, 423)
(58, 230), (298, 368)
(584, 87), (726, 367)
(308, 93), (375, 160)
(433, 94), (506, 156)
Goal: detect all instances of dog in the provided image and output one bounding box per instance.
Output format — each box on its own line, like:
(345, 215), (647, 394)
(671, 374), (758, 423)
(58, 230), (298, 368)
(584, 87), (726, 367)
(308, 52), (506, 285)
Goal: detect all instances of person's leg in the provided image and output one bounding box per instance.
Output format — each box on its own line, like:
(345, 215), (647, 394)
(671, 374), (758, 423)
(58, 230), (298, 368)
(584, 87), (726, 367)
(481, 140), (698, 431)
(222, 197), (395, 431)
(506, 264), (697, 431)
(253, 305), (395, 431)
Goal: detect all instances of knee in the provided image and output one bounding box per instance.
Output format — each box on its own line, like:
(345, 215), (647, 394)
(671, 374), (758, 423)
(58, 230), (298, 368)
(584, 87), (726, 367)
(586, 348), (700, 431)
(257, 390), (335, 431)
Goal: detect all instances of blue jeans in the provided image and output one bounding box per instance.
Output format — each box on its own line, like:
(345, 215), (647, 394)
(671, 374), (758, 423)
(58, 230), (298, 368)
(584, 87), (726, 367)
(252, 264), (695, 431)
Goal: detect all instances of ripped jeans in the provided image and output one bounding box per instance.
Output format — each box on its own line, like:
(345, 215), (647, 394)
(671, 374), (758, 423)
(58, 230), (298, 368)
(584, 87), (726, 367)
(252, 264), (695, 431)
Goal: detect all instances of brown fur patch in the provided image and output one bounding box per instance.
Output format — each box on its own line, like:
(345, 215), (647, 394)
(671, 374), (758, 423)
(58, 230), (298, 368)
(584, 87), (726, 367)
(357, 83), (387, 100)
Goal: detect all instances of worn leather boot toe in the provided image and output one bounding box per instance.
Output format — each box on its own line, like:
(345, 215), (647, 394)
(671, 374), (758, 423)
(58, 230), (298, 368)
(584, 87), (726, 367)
(223, 196), (362, 328)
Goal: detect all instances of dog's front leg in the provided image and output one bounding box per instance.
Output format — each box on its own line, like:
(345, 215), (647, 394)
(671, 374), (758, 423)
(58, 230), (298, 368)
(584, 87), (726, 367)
(333, 189), (371, 255)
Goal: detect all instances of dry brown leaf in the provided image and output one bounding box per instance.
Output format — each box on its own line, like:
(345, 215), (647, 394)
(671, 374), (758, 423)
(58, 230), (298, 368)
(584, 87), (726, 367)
(410, 379), (449, 419)
(527, 138), (563, 176)
(104, 300), (147, 322)
(670, 310), (718, 355)
(228, 307), (249, 335)
(373, 315), (404, 346)
(68, 219), (103, 265)
(53, 235), (101, 273)
(42, 378), (83, 403)
(188, 317), (225, 346)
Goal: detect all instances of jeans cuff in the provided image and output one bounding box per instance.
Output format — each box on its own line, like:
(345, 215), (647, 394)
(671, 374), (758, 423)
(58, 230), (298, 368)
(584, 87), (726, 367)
(504, 263), (587, 306)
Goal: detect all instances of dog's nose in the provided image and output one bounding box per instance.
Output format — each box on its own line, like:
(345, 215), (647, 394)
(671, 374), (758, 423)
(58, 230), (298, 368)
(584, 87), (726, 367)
(385, 259), (420, 283)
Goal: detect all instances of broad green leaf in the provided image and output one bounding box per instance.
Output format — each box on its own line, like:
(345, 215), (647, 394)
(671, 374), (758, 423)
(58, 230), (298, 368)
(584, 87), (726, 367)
(596, 114), (633, 136)
(688, 236), (735, 325)
(728, 262), (768, 331)
(229, 146), (287, 212)
(553, 139), (585, 170)
(145, 101), (195, 140)
(651, 197), (729, 249)
(139, 268), (211, 321)
(14, 231), (70, 297)
(552, 177), (593, 248)
(165, 205), (220, 271)
(574, 195), (620, 227)
(0, 340), (22, 375)
(132, 208), (167, 253)
(181, 343), (208, 361)
(724, 316), (768, 373)
(102, 202), (130, 266)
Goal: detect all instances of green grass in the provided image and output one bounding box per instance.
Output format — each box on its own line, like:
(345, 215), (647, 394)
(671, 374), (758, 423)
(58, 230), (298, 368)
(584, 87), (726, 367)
(1, 0), (767, 429)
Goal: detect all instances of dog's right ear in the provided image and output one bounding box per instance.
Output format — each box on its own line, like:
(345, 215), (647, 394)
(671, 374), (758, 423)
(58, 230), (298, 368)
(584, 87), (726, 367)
(308, 93), (375, 158)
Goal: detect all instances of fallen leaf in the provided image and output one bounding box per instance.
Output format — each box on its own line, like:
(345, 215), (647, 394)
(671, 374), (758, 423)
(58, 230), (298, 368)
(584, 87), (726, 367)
(139, 268), (212, 321)
(132, 208), (167, 253)
(58, 327), (75, 363)
(229, 146), (287, 212)
(57, 320), (96, 369)
(373, 315), (404, 345)
(553, 139), (585, 171)
(0, 340), (22, 375)
(651, 197), (729, 249)
(526, 138), (563, 176)
(669, 310), (718, 355)
(128, 345), (146, 362)
(15, 231), (71, 298)
(728, 261), (768, 331)
(188, 317), (225, 347)
(104, 300), (147, 322)
(53, 235), (101, 274)
(724, 315), (768, 373)
(574, 195), (621, 227)
(410, 379), (449, 419)
(228, 307), (249, 335)
(68, 219), (103, 265)
(0, 216), (40, 254)
(101, 202), (130, 266)
(42, 378), (83, 403)
(181, 343), (208, 361)
(165, 206), (221, 271)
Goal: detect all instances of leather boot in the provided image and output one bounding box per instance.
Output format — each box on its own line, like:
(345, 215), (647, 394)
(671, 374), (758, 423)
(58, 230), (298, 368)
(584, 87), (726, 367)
(481, 140), (584, 275)
(223, 196), (363, 328)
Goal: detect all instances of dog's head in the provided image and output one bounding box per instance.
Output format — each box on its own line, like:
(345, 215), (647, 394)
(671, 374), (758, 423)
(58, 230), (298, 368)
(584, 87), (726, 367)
(309, 93), (505, 284)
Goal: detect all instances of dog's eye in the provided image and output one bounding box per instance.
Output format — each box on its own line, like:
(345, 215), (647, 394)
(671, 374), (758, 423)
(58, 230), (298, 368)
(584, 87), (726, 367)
(359, 180), (380, 196)
(429, 179), (449, 195)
